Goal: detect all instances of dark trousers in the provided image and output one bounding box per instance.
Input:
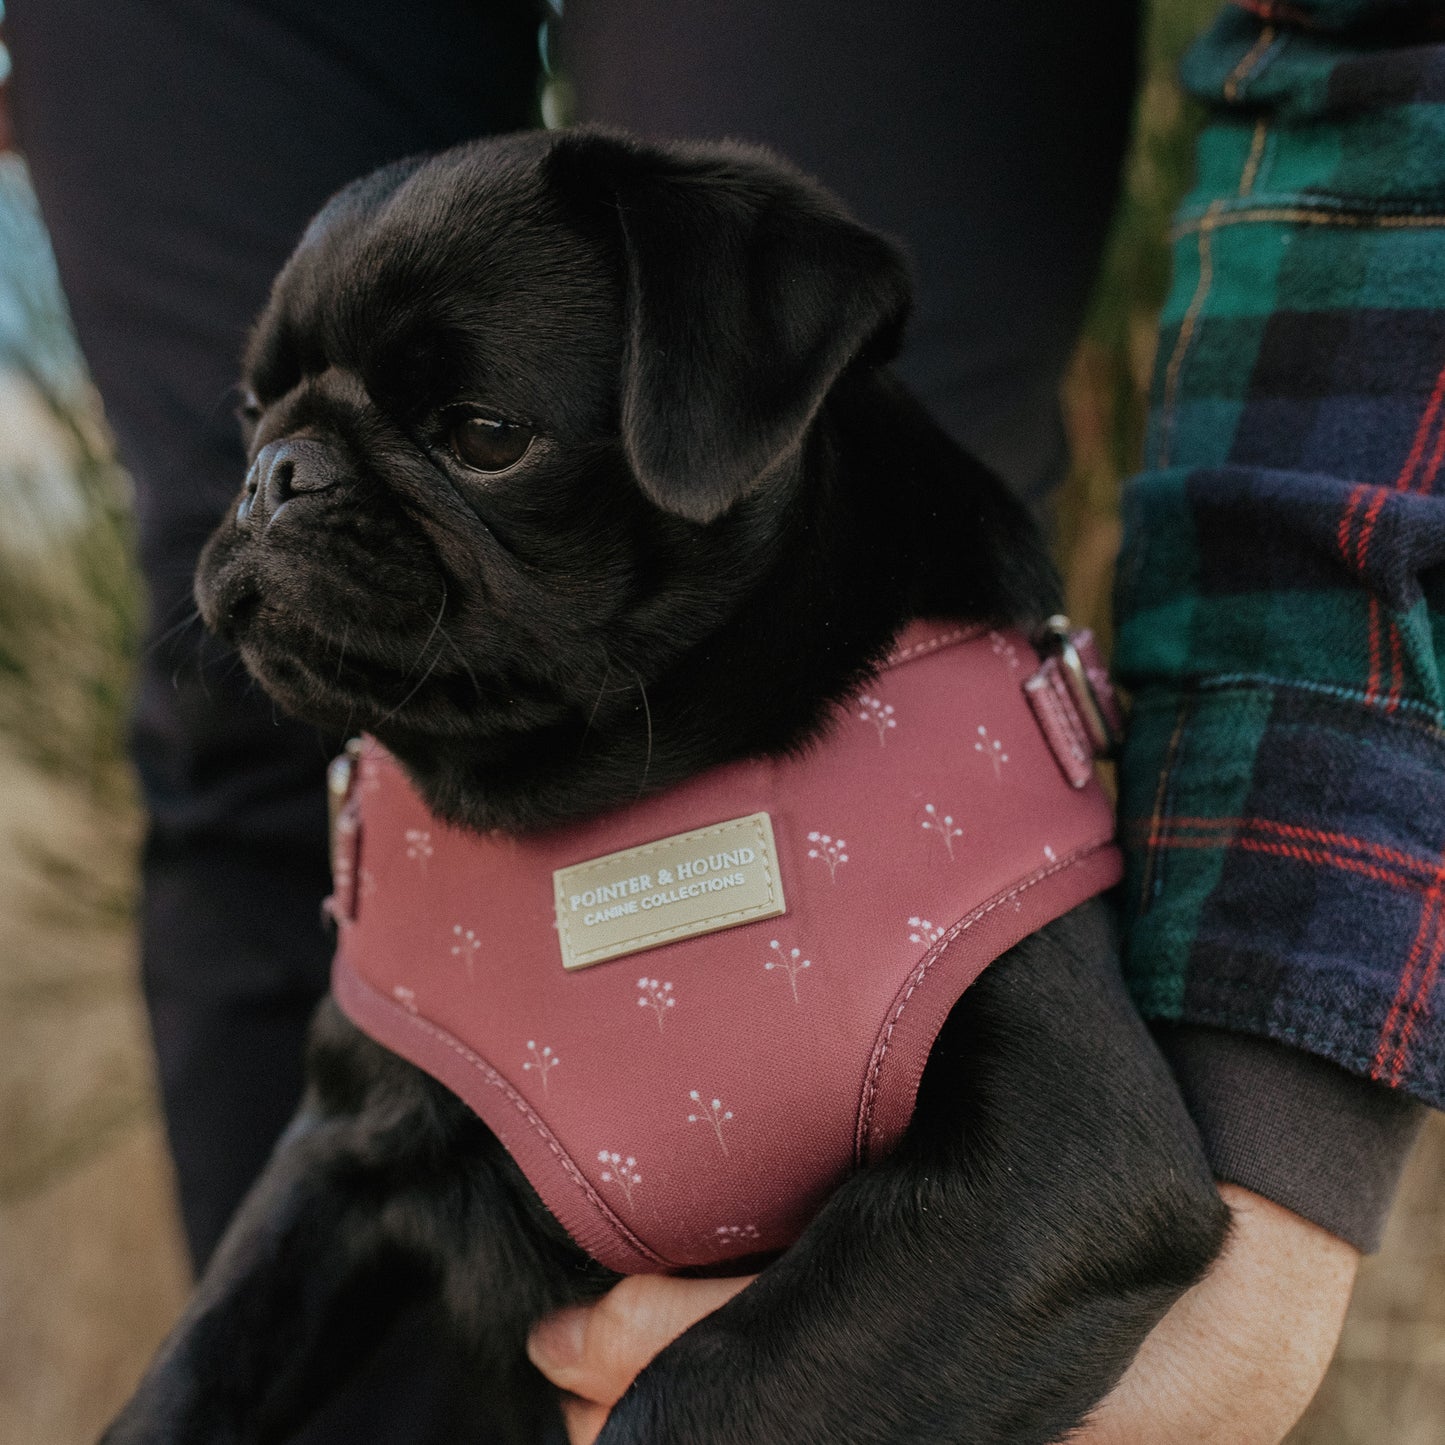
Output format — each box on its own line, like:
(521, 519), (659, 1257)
(8, 2), (1137, 1437)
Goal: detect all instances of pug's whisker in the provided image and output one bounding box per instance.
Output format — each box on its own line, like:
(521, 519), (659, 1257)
(405, 586), (449, 680)
(577, 656), (615, 755)
(630, 669), (653, 800)
(148, 604), (206, 657)
(216, 651), (250, 684)
(376, 643), (445, 726)
(435, 623), (481, 698)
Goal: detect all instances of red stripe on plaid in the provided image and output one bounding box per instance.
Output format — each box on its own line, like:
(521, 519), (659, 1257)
(1231, 0), (1314, 26)
(1337, 482), (1366, 565)
(1388, 915), (1445, 1085)
(1140, 816), (1438, 878)
(1349, 357), (1445, 702)
(1374, 876), (1445, 1086)
(1387, 620), (1404, 714)
(1335, 482), (1391, 707)
(1140, 809), (1445, 1085)
(1366, 595), (1384, 704)
(1233, 838), (1421, 889)
(1393, 358), (1445, 493)
(1375, 817), (1445, 1084)
(1354, 487), (1389, 571)
(1380, 903), (1437, 1063)
(1144, 834), (1419, 892)
(1419, 402), (1445, 495)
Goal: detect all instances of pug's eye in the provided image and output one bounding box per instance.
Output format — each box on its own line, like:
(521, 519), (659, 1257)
(447, 414), (534, 473)
(237, 391), (263, 426)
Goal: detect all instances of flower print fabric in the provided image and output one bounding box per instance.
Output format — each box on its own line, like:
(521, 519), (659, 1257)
(330, 622), (1122, 1273)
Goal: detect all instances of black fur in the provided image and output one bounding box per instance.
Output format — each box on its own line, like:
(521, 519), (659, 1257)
(107, 129), (1226, 1444)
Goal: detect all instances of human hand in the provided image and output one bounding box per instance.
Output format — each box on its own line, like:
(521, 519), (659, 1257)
(526, 1183), (1357, 1445)
(528, 1273), (755, 1445)
(1071, 1183), (1357, 1443)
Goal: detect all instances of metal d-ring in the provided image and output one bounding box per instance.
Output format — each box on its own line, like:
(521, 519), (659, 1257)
(328, 737), (364, 840)
(1036, 615), (1122, 757)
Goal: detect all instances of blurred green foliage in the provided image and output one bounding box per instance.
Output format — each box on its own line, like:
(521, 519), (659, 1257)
(0, 157), (139, 806)
(1059, 0), (1219, 631)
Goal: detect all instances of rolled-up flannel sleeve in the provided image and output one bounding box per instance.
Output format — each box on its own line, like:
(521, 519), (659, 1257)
(1116, 0), (1445, 1207)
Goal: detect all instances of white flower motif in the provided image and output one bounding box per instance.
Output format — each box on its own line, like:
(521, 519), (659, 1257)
(687, 1091), (734, 1155)
(523, 1040), (559, 1093)
(764, 938), (812, 1003)
(857, 693), (898, 745)
(405, 828), (433, 865)
(392, 985), (418, 1014)
(598, 1150), (641, 1207)
(450, 924), (482, 980)
(974, 725), (1009, 778)
(988, 631), (1020, 671)
(637, 978), (676, 1030)
(921, 803), (963, 860)
(907, 916), (945, 946)
(805, 831), (848, 882)
(715, 1223), (761, 1244)
(1043, 845), (1057, 863)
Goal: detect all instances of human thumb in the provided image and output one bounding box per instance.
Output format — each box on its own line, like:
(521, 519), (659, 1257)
(527, 1273), (755, 1407)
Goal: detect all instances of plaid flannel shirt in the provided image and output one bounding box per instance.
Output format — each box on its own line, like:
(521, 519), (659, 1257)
(1118, 0), (1445, 1111)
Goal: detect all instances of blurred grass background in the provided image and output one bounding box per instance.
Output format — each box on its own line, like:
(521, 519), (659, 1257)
(0, 150), (189, 1445)
(0, 2), (1440, 1440)
(1057, 0), (1221, 638)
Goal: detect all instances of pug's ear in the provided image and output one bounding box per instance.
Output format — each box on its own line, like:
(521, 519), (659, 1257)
(548, 130), (912, 524)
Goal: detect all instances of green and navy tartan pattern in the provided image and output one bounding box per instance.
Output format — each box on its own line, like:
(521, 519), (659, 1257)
(1115, 0), (1445, 1107)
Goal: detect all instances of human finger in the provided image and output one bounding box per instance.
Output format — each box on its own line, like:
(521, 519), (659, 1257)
(528, 1272), (755, 1408)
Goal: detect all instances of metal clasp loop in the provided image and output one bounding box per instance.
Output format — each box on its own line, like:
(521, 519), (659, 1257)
(327, 737), (364, 838)
(324, 738), (365, 927)
(1035, 615), (1124, 757)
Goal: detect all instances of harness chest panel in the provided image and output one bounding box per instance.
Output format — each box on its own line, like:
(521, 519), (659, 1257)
(330, 623), (1122, 1274)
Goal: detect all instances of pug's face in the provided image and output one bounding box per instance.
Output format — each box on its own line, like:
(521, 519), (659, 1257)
(196, 130), (910, 758)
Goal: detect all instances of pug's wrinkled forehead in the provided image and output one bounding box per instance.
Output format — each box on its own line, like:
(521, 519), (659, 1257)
(245, 127), (911, 524)
(244, 133), (623, 452)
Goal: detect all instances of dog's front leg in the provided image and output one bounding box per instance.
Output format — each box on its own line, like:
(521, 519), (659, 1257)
(99, 999), (542, 1445)
(599, 901), (1229, 1445)
(100, 1100), (436, 1445)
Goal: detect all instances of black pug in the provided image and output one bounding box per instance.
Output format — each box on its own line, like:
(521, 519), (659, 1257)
(105, 129), (1227, 1445)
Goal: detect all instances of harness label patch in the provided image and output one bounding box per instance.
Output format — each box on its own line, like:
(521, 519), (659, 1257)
(553, 812), (786, 970)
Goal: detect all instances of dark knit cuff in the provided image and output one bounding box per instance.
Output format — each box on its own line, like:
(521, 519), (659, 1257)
(1155, 1024), (1426, 1253)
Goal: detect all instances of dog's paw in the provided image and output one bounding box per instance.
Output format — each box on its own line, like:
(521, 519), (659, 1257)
(596, 1340), (751, 1445)
(596, 1328), (856, 1445)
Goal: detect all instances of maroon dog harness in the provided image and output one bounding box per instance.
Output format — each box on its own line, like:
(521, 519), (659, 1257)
(329, 621), (1123, 1274)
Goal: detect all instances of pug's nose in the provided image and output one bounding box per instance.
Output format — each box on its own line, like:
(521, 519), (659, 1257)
(238, 440), (340, 525)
